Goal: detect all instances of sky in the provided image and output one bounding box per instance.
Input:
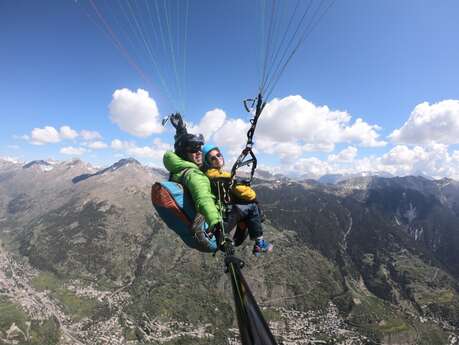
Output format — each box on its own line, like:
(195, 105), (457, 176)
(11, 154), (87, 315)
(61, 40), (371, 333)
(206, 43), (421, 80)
(1, 0), (459, 179)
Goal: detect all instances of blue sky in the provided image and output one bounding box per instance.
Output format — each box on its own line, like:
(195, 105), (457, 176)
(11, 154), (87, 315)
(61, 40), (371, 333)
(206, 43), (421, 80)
(1, 0), (459, 178)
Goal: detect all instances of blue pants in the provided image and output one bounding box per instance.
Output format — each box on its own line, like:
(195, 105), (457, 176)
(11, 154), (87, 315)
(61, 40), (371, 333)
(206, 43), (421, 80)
(225, 203), (263, 240)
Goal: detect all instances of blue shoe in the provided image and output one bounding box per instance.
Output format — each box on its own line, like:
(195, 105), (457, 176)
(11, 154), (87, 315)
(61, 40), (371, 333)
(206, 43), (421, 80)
(253, 239), (273, 256)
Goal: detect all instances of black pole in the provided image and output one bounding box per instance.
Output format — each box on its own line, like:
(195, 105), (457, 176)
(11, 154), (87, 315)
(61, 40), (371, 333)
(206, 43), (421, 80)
(224, 253), (278, 345)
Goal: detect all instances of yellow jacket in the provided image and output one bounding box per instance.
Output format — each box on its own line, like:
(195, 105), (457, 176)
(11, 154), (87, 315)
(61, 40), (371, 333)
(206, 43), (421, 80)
(205, 168), (256, 202)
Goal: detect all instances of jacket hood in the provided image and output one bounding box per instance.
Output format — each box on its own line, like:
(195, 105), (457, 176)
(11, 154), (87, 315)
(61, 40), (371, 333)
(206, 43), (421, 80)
(163, 151), (200, 174)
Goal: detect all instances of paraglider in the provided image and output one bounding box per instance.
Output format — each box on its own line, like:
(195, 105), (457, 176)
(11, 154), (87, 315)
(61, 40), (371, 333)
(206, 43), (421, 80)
(81, 1), (335, 344)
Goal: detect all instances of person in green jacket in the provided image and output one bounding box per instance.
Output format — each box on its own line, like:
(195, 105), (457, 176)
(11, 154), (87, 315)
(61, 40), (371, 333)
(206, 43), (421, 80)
(163, 114), (222, 234)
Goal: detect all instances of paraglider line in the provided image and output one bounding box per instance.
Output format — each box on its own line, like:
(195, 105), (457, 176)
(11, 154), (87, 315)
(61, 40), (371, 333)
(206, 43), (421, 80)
(263, 0), (311, 95)
(163, 0), (184, 112)
(265, 0), (336, 99)
(142, 0), (177, 107)
(124, 0), (176, 107)
(260, 0), (278, 95)
(181, 0), (190, 113)
(88, 0), (155, 88)
(263, 0), (315, 98)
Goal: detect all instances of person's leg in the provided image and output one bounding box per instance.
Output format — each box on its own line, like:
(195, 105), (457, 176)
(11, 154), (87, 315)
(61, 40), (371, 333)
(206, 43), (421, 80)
(242, 203), (273, 255)
(243, 203), (263, 240)
(224, 204), (242, 235)
(233, 221), (248, 247)
(227, 203), (273, 255)
(255, 201), (266, 223)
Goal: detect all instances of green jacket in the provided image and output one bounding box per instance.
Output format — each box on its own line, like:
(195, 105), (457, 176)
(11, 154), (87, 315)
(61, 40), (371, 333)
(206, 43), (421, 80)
(163, 151), (222, 228)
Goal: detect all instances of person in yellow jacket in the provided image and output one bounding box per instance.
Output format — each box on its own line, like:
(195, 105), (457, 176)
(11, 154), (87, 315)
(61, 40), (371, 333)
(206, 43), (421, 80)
(202, 144), (273, 256)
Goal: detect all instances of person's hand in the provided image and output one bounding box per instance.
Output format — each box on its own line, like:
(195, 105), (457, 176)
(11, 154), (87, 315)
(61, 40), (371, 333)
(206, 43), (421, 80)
(210, 223), (224, 247)
(210, 222), (223, 235)
(170, 113), (184, 130)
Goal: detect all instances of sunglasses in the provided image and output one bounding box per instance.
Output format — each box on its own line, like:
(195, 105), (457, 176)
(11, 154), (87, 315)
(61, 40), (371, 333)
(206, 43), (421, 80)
(209, 153), (223, 162)
(186, 146), (202, 154)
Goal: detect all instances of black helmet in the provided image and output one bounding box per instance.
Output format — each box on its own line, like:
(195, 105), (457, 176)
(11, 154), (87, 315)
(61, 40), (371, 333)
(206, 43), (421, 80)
(174, 132), (204, 153)
(170, 113), (204, 156)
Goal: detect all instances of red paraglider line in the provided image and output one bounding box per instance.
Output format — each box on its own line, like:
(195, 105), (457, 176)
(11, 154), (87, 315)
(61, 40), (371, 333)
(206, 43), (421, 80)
(88, 0), (155, 87)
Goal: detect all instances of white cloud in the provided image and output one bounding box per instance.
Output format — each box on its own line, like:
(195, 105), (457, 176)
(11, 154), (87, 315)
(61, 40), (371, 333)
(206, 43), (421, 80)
(378, 144), (451, 177)
(111, 139), (136, 150)
(341, 119), (386, 147)
(109, 88), (162, 137)
(266, 143), (459, 180)
(286, 144), (459, 179)
(60, 146), (86, 156)
(0, 156), (21, 163)
(85, 141), (108, 149)
(302, 142), (336, 152)
(328, 146), (358, 163)
(80, 130), (102, 140)
(27, 126), (102, 145)
(183, 108), (249, 156)
(111, 139), (123, 150)
(110, 138), (171, 162)
(188, 108), (227, 141)
(59, 126), (78, 140)
(144, 97), (459, 180)
(126, 138), (172, 161)
(380, 145), (427, 165)
(256, 139), (303, 161)
(187, 95), (384, 161)
(291, 157), (331, 179)
(256, 96), (386, 155)
(31, 126), (61, 145)
(152, 138), (172, 151)
(212, 118), (250, 155)
(127, 146), (157, 158)
(389, 100), (459, 145)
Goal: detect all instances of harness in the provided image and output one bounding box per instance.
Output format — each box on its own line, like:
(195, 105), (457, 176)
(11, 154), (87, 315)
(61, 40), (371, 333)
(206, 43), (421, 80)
(207, 93), (266, 223)
(208, 176), (233, 220)
(231, 93), (266, 183)
(151, 167), (218, 253)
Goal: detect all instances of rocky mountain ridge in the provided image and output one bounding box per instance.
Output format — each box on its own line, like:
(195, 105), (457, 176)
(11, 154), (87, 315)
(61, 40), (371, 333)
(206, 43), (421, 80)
(1, 157), (459, 344)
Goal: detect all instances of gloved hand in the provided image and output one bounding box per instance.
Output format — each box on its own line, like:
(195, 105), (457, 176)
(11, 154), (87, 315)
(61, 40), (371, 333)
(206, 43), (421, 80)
(211, 222), (235, 253)
(210, 223), (223, 245)
(170, 113), (185, 130)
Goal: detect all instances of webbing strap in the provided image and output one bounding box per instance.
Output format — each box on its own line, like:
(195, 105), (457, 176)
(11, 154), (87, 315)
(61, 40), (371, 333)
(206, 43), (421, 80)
(231, 94), (266, 183)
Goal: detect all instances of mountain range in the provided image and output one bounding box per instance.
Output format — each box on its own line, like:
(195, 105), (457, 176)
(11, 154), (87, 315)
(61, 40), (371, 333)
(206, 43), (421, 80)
(0, 157), (458, 345)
